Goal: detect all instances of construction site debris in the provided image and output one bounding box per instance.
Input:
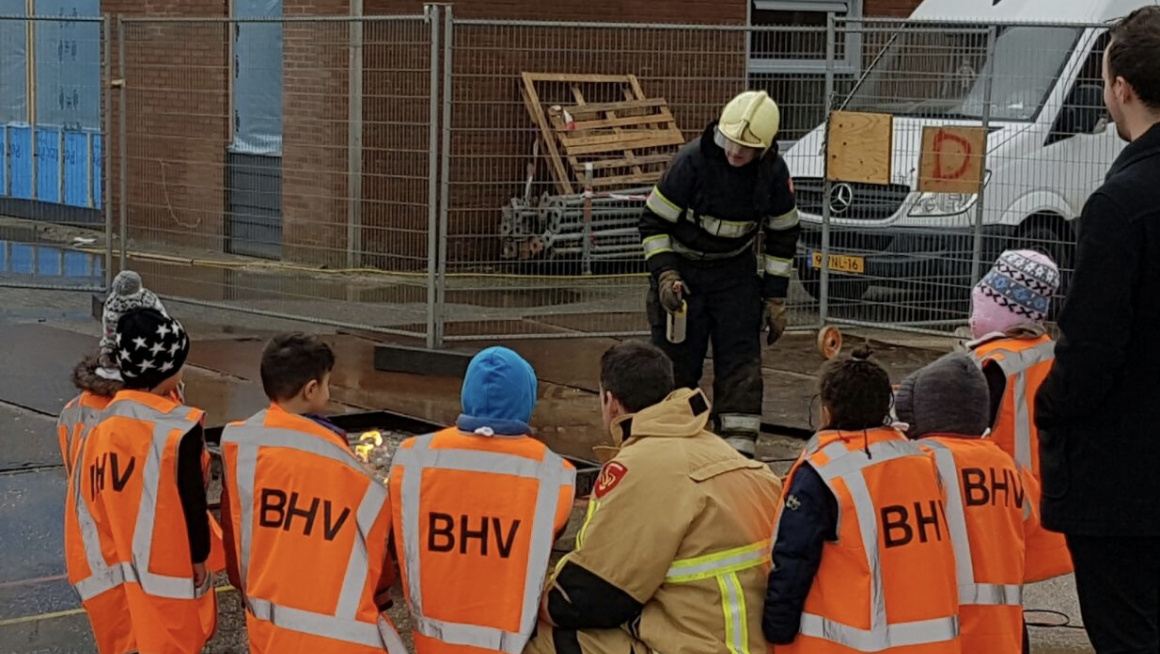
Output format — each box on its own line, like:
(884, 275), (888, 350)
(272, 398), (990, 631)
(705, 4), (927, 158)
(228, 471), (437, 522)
(520, 72), (685, 195)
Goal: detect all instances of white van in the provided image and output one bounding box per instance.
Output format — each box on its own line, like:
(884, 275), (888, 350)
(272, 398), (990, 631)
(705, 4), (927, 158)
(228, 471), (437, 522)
(784, 0), (1157, 303)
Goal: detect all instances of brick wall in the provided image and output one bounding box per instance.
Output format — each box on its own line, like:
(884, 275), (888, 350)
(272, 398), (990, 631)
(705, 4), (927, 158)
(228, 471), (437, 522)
(107, 0), (230, 252)
(281, 0), (352, 266)
(864, 0), (923, 18)
(362, 0), (749, 269)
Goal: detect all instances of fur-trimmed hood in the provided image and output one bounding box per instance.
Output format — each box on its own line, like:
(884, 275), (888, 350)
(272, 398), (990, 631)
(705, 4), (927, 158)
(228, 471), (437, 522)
(72, 353), (123, 398)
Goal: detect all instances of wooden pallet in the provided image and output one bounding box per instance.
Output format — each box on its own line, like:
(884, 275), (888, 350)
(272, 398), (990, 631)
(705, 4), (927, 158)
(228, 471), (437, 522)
(520, 72), (686, 195)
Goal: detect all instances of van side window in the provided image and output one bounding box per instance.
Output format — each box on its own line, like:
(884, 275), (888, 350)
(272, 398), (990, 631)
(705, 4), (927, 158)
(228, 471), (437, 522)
(1049, 32), (1111, 144)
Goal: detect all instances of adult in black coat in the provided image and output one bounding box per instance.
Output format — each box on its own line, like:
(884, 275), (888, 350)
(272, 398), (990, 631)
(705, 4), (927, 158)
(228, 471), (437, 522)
(1035, 7), (1160, 651)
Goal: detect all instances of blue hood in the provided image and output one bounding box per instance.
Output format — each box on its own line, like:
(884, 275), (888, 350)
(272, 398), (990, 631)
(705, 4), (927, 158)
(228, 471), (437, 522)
(456, 346), (537, 436)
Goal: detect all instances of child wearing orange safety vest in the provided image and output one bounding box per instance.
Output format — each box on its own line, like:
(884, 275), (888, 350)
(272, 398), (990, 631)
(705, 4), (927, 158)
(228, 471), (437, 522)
(67, 307), (218, 654)
(219, 333), (407, 654)
(763, 346), (961, 654)
(966, 249), (1072, 582)
(896, 351), (1047, 654)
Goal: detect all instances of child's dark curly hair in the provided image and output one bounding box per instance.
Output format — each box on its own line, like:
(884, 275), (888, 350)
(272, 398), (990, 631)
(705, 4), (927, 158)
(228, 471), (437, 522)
(818, 344), (893, 431)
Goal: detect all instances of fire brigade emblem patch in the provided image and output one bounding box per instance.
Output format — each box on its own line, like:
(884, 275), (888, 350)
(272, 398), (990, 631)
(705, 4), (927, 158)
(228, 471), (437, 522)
(593, 462), (628, 499)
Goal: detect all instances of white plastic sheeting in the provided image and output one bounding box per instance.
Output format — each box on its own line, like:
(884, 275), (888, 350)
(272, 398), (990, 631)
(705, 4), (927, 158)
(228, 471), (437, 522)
(0, 1), (28, 124)
(232, 0), (284, 156)
(34, 0), (101, 129)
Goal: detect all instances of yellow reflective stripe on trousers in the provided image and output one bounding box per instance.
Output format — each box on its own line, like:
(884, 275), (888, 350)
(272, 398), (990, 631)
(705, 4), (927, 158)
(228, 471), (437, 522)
(642, 234), (673, 259)
(222, 415), (407, 653)
(391, 435), (576, 654)
(804, 438), (960, 651)
(764, 255), (792, 278)
(646, 187), (682, 222)
(766, 207), (800, 231)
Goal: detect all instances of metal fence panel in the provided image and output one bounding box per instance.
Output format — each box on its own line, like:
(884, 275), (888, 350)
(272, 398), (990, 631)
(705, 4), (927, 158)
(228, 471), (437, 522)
(0, 14), (108, 293)
(439, 18), (832, 343)
(0, 12), (1117, 343)
(115, 14), (435, 337)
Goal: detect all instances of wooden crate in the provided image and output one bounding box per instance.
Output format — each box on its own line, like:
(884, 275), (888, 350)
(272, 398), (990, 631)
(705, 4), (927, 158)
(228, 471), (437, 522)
(520, 72), (686, 194)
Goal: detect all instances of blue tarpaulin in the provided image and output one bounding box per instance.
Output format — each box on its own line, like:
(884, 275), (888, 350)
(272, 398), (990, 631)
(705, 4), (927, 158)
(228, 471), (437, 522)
(232, 0), (284, 156)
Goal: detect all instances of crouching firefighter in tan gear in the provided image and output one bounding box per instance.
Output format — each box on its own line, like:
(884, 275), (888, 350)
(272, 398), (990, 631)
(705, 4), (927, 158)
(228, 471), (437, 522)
(640, 90), (800, 457)
(524, 341), (783, 654)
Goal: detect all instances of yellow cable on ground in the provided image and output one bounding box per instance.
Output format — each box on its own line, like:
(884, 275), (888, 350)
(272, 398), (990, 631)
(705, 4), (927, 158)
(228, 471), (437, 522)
(0, 585), (237, 628)
(76, 247), (649, 281)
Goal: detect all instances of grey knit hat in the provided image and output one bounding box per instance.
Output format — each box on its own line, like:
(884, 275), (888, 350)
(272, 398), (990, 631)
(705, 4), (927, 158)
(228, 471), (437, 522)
(895, 352), (990, 439)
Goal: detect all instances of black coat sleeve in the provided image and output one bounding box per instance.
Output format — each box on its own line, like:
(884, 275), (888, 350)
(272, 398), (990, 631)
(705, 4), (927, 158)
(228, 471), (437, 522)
(761, 158), (801, 299)
(177, 423), (211, 565)
(763, 463), (838, 645)
(1036, 193), (1140, 430)
(640, 147), (697, 277)
(983, 361), (1007, 429)
(545, 561), (644, 630)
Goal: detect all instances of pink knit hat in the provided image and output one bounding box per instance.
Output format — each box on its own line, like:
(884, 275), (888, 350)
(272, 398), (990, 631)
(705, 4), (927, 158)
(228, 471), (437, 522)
(970, 250), (1060, 339)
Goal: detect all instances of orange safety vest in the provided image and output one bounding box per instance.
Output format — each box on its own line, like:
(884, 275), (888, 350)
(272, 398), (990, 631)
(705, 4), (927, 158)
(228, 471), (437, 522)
(776, 428), (961, 654)
(389, 427), (576, 654)
(921, 436), (1030, 654)
(220, 405), (408, 654)
(67, 390), (217, 654)
(58, 391), (111, 476)
(970, 335), (1073, 581)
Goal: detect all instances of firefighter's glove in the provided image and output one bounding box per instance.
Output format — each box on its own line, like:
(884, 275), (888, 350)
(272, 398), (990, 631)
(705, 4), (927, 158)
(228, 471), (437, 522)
(658, 270), (687, 314)
(763, 298), (789, 346)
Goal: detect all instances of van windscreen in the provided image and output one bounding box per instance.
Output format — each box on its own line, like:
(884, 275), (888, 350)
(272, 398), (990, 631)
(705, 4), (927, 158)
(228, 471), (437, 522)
(843, 25), (1082, 122)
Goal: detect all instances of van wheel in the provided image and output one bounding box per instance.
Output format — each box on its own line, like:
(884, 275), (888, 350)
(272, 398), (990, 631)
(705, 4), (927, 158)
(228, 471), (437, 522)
(1010, 216), (1074, 319)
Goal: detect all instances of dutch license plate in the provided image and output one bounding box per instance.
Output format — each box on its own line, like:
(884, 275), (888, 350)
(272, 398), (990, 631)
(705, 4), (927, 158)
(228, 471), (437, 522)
(810, 251), (866, 275)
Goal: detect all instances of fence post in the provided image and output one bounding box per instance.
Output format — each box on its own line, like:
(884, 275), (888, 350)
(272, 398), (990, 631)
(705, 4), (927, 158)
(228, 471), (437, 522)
(425, 4), (441, 349)
(103, 15), (113, 290)
(819, 12), (836, 324)
(116, 14), (127, 274)
(970, 25), (996, 285)
(434, 4), (453, 349)
(347, 0), (364, 269)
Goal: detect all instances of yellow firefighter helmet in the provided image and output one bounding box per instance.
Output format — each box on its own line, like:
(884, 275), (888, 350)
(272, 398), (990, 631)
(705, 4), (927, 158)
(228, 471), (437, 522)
(717, 90), (780, 151)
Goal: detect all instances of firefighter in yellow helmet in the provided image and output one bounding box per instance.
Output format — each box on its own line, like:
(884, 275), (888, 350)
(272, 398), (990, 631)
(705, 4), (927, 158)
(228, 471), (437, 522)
(639, 90), (800, 457)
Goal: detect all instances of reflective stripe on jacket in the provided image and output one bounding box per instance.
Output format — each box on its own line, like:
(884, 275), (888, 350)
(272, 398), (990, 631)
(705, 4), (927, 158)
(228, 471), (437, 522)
(921, 437), (1032, 653)
(220, 405), (407, 654)
(390, 427), (576, 654)
(57, 392), (110, 476)
(775, 428), (961, 654)
(68, 390), (217, 654)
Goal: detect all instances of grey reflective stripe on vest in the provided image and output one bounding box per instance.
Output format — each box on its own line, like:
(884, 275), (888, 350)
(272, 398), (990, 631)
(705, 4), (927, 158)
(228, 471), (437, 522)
(71, 401), (207, 602)
(221, 414), (406, 653)
(800, 436), (960, 651)
(924, 440), (1024, 608)
(390, 435), (576, 654)
(973, 341), (1055, 470)
(672, 238), (754, 261)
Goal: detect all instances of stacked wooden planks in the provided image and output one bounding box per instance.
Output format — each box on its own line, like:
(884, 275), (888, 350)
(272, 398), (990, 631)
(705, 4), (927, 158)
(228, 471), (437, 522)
(520, 72), (686, 195)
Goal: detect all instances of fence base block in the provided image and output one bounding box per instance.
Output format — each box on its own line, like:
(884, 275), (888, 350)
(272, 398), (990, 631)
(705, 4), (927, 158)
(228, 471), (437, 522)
(373, 343), (473, 378)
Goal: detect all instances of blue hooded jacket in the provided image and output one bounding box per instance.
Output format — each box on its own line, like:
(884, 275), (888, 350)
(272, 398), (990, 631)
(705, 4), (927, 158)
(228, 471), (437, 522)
(456, 346), (538, 436)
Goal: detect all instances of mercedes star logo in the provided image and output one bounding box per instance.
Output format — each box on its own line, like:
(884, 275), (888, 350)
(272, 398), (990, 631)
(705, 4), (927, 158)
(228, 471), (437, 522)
(829, 183), (854, 215)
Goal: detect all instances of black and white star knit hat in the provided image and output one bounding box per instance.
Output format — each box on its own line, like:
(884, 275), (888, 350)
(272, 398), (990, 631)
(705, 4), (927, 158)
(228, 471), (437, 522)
(114, 307), (190, 390)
